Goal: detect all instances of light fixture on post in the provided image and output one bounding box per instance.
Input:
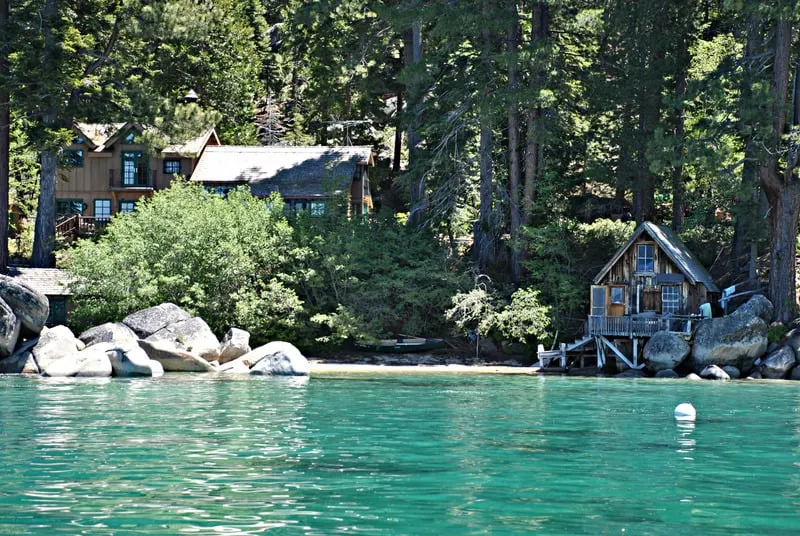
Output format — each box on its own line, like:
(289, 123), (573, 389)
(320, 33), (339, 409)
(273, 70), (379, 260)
(184, 89), (199, 103)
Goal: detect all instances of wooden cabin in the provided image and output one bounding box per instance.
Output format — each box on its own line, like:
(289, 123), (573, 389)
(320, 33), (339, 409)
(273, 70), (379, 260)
(189, 146), (374, 217)
(56, 123), (220, 234)
(539, 222), (720, 371)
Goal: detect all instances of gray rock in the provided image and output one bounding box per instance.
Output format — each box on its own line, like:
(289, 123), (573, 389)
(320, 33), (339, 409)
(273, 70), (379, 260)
(137, 339), (214, 372)
(644, 331), (690, 372)
(0, 350), (38, 374)
(731, 294), (774, 323)
(79, 322), (138, 348)
(31, 325), (80, 372)
(692, 313), (767, 372)
(685, 373), (702, 381)
(218, 328), (251, 364)
(246, 341), (310, 376)
(784, 328), (800, 360)
(0, 298), (20, 357)
(615, 368), (647, 378)
(108, 345), (153, 377)
(747, 370), (762, 380)
(148, 359), (165, 377)
(218, 357), (251, 374)
(43, 345), (113, 377)
(722, 365), (741, 379)
(0, 274), (49, 335)
(790, 366), (800, 381)
(700, 364), (730, 380)
(655, 369), (679, 379)
(146, 317), (220, 362)
(760, 345), (796, 379)
(122, 303), (191, 339)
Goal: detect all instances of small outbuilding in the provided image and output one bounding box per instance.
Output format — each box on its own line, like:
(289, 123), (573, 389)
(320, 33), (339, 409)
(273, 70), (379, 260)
(8, 267), (74, 326)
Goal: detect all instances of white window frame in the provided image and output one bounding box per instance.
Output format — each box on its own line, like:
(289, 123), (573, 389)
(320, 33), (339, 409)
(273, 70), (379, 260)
(637, 244), (654, 272)
(310, 201), (326, 216)
(94, 199), (112, 221)
(662, 285), (680, 314)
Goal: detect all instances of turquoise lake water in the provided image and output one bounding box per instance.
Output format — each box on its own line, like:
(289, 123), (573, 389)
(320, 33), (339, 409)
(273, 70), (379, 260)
(1, 374), (799, 535)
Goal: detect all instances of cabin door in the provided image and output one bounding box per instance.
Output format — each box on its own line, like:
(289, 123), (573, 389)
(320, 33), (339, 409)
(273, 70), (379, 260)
(591, 286), (606, 317)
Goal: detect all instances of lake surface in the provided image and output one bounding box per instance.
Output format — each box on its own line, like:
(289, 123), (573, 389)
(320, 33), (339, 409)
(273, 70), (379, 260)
(1, 374), (799, 535)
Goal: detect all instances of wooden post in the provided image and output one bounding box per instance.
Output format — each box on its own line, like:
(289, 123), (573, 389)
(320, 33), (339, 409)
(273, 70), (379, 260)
(633, 338), (639, 367)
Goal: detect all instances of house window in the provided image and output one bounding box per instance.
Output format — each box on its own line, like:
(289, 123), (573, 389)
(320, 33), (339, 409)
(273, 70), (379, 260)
(74, 135), (86, 145)
(119, 200), (136, 214)
(94, 199), (111, 221)
(56, 198), (84, 217)
(124, 131), (136, 144)
(610, 287), (625, 305)
(164, 159), (181, 175)
(121, 151), (146, 185)
(63, 149), (84, 168)
(662, 285), (680, 314)
(310, 201), (326, 216)
(637, 244), (654, 272)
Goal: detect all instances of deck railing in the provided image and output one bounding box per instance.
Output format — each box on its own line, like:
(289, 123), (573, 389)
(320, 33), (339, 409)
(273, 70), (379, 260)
(56, 215), (109, 240)
(109, 169), (156, 188)
(588, 314), (696, 337)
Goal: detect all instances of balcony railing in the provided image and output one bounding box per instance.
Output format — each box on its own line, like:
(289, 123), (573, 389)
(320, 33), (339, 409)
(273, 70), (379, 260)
(55, 215), (109, 240)
(587, 314), (697, 338)
(109, 168), (156, 188)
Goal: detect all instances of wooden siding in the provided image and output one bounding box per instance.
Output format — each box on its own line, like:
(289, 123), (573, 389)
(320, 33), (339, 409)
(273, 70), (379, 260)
(57, 142), (197, 219)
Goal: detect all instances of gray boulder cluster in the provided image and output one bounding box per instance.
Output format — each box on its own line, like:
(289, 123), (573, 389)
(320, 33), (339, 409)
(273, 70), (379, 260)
(0, 280), (309, 378)
(642, 294), (800, 380)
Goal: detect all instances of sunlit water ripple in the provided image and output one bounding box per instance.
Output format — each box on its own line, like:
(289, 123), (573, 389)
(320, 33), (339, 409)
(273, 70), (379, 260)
(1, 374), (799, 534)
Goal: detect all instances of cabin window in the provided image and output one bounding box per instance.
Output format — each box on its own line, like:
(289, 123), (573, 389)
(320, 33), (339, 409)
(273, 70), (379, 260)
(163, 159), (181, 175)
(121, 151), (146, 185)
(94, 199), (112, 221)
(637, 244), (654, 272)
(118, 200), (136, 214)
(310, 201), (326, 216)
(662, 285), (680, 314)
(610, 287), (625, 304)
(124, 131), (136, 144)
(57, 198), (84, 217)
(63, 149), (84, 168)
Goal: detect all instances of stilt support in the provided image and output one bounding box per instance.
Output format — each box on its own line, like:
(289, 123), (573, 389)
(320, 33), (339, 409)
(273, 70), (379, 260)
(598, 336), (645, 370)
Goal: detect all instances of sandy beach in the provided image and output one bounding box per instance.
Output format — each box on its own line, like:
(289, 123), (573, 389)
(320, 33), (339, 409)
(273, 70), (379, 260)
(308, 360), (542, 375)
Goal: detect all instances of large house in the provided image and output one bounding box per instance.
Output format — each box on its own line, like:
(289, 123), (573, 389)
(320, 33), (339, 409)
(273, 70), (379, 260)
(56, 122), (220, 221)
(189, 146), (374, 217)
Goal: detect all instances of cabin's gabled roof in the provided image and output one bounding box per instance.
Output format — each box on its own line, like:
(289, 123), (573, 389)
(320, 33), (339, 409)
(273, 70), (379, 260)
(593, 221), (720, 292)
(72, 123), (218, 157)
(8, 267), (73, 296)
(189, 145), (374, 198)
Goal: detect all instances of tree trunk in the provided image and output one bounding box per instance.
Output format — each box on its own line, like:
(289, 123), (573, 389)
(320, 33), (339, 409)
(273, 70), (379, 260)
(732, 6), (762, 282)
(507, 4), (521, 283)
(31, 0), (59, 268)
(0, 0), (9, 272)
(474, 119), (494, 271)
(393, 89), (403, 174)
(671, 34), (688, 232)
(523, 1), (548, 224)
(405, 22), (424, 224)
(760, 18), (798, 323)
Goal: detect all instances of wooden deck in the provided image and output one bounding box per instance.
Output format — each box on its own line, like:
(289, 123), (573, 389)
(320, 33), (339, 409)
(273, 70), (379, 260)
(587, 314), (697, 338)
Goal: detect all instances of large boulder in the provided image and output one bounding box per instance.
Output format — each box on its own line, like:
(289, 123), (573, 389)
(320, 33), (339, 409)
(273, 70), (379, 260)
(760, 345), (796, 379)
(247, 341), (310, 376)
(145, 317), (220, 362)
(700, 364), (730, 380)
(692, 313), (768, 372)
(731, 294), (774, 323)
(218, 328), (251, 364)
(122, 303), (191, 339)
(43, 345), (113, 377)
(137, 339), (215, 372)
(654, 369), (679, 379)
(79, 322), (138, 348)
(0, 350), (39, 374)
(722, 365), (741, 379)
(644, 331), (690, 372)
(148, 359), (165, 377)
(106, 344), (153, 377)
(31, 325), (81, 372)
(0, 298), (20, 357)
(790, 366), (800, 381)
(0, 274), (48, 335)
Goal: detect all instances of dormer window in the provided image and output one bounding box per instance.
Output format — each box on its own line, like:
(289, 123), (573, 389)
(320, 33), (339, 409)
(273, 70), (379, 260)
(124, 131), (136, 144)
(74, 135), (86, 145)
(637, 244), (654, 272)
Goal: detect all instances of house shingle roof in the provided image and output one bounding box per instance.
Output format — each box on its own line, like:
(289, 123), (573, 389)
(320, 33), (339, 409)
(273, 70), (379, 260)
(190, 146), (373, 198)
(593, 221), (720, 293)
(8, 267), (73, 296)
(73, 123), (217, 157)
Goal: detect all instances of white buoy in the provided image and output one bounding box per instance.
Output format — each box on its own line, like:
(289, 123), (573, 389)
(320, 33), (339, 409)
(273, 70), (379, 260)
(674, 403), (696, 421)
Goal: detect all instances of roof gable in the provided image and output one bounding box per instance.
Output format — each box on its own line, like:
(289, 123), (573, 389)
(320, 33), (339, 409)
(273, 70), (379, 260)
(593, 221), (719, 292)
(73, 123), (218, 157)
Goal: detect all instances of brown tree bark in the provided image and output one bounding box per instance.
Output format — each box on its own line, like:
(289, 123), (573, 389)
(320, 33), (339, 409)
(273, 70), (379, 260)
(671, 33), (688, 232)
(507, 3), (522, 283)
(0, 0), (9, 272)
(760, 18), (800, 323)
(523, 1), (548, 224)
(405, 22), (425, 224)
(474, 1), (495, 271)
(393, 89), (403, 174)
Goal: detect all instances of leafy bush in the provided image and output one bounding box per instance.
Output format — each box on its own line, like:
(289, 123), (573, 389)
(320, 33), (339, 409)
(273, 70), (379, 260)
(65, 181), (302, 344)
